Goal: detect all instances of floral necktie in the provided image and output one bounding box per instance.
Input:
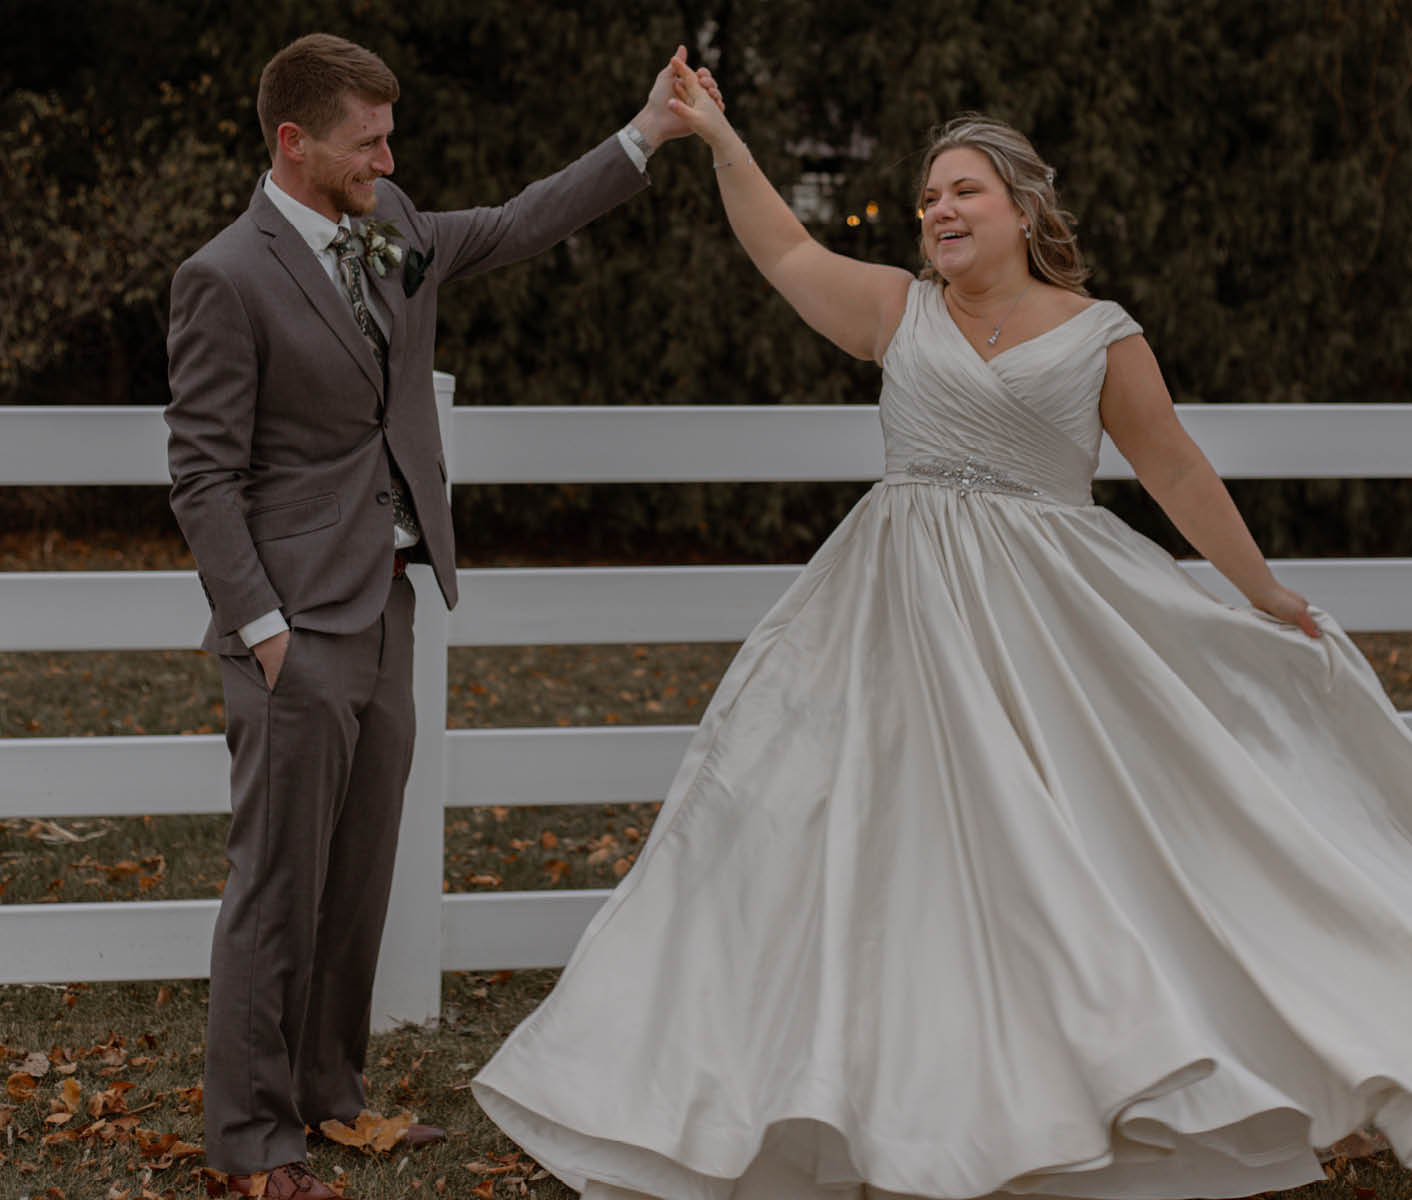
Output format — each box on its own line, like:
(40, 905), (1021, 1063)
(329, 226), (421, 541)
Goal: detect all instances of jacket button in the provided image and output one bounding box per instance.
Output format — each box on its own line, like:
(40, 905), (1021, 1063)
(376, 491), (391, 505)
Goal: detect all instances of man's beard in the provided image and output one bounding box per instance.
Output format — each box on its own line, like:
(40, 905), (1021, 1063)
(334, 180), (378, 217)
(315, 170), (378, 218)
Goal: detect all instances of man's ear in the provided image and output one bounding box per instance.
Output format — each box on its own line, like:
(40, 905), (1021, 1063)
(276, 121), (307, 164)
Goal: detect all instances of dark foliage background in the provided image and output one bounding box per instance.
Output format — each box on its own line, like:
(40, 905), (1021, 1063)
(1, 0), (1408, 561)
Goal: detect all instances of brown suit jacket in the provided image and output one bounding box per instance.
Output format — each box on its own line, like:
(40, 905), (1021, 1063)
(166, 136), (646, 654)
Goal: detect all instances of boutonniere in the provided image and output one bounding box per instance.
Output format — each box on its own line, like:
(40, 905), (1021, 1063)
(353, 218), (405, 277)
(402, 243), (435, 298)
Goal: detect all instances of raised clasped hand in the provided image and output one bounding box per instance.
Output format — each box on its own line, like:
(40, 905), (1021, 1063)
(632, 45), (724, 148)
(666, 53), (734, 148)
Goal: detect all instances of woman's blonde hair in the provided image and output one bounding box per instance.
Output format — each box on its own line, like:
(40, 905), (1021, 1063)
(917, 115), (1090, 294)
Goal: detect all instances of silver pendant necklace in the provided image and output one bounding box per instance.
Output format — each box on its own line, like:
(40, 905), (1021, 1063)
(949, 282), (1033, 346)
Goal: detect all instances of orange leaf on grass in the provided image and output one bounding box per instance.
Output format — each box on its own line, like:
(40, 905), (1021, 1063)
(60, 1076), (82, 1114)
(173, 1084), (203, 1112)
(318, 1109), (415, 1155)
(6, 1072), (37, 1102)
(88, 1079), (136, 1117)
(137, 1128), (195, 1159)
(89, 1034), (128, 1067)
(470, 1183), (495, 1199)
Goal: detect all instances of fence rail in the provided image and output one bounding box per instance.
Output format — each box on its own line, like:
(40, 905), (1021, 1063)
(2, 386), (1409, 1024)
(7, 403), (1412, 484)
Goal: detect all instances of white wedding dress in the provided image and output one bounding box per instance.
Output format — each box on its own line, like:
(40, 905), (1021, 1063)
(473, 281), (1412, 1199)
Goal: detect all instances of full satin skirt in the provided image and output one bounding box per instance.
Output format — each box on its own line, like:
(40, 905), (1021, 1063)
(473, 482), (1412, 1199)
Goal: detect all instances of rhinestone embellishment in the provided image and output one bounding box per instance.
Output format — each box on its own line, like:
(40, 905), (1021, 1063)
(904, 454), (1040, 497)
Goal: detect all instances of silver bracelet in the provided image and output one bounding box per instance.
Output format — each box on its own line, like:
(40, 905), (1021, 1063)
(713, 147), (754, 170)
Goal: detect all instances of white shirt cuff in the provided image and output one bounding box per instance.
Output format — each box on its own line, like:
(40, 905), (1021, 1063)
(616, 127), (649, 174)
(239, 609), (290, 647)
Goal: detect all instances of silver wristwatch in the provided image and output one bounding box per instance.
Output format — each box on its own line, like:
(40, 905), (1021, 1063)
(623, 123), (656, 159)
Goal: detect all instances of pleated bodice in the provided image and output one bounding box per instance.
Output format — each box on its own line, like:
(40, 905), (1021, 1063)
(879, 280), (1142, 507)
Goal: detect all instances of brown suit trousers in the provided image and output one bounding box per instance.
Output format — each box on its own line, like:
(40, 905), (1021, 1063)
(206, 578), (415, 1170)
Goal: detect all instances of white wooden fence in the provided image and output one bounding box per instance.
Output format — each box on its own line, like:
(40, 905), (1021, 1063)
(2, 377), (1410, 1029)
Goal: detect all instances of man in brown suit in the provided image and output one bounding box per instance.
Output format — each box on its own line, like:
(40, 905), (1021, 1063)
(165, 33), (720, 1198)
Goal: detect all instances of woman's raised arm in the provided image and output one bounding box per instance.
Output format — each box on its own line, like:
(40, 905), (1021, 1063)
(668, 59), (912, 363)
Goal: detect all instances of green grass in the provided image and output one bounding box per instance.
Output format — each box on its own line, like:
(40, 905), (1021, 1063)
(0, 972), (582, 1198)
(3, 976), (1411, 1198)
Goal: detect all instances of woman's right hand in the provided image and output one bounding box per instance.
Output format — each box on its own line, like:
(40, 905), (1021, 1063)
(667, 56), (739, 153)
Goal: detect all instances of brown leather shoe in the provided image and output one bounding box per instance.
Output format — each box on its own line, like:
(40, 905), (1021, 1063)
(206, 1162), (348, 1198)
(396, 1122), (447, 1150)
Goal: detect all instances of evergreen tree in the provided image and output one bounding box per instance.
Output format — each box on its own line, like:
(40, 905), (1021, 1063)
(2, 0), (1407, 557)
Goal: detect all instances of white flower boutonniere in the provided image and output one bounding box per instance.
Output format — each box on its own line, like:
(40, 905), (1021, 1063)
(354, 218), (406, 277)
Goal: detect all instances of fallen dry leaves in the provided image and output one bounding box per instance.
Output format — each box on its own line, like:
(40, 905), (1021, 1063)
(136, 1128), (203, 1168)
(202, 1168), (268, 1197)
(318, 1109), (416, 1155)
(7, 1070), (38, 1101)
(4, 1037), (207, 1193)
(462, 1149), (552, 1196)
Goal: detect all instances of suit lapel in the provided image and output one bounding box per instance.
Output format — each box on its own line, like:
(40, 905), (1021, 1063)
(249, 185), (385, 396)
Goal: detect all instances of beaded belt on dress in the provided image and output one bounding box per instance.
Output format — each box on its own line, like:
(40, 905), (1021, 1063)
(896, 454), (1041, 498)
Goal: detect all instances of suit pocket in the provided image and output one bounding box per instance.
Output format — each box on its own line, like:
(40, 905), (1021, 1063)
(248, 493), (341, 543)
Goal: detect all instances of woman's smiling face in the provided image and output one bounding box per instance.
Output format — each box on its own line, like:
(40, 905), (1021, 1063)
(920, 147), (1026, 281)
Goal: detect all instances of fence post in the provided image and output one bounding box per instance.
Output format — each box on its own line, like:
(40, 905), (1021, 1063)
(370, 372), (455, 1029)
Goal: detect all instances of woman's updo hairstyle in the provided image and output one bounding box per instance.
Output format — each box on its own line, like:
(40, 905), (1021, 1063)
(917, 114), (1090, 294)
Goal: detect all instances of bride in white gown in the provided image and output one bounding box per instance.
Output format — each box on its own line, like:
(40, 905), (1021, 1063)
(473, 68), (1412, 1200)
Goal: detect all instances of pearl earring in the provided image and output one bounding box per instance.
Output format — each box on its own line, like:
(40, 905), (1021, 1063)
(1022, 226), (1031, 240)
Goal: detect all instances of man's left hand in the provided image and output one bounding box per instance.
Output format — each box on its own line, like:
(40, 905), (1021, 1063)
(630, 44), (725, 150)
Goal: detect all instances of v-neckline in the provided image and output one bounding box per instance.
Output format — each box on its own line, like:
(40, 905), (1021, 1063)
(942, 289), (1100, 368)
